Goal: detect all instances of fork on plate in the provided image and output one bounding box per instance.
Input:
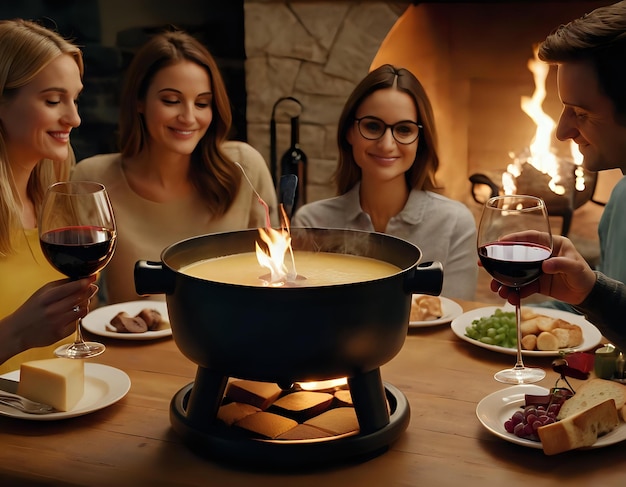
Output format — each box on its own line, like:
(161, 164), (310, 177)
(0, 391), (56, 414)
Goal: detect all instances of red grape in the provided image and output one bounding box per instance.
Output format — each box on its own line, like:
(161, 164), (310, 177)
(504, 402), (563, 441)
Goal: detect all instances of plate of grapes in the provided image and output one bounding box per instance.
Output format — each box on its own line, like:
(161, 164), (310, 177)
(476, 384), (626, 449)
(451, 305), (601, 357)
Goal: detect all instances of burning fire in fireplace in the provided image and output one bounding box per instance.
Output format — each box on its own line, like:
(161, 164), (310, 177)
(502, 45), (584, 197)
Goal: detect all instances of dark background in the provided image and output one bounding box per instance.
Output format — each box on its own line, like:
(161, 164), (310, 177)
(0, 0), (246, 161)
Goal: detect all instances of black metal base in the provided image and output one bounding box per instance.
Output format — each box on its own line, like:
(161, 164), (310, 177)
(169, 381), (410, 469)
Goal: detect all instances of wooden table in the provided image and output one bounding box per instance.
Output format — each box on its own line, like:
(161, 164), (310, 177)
(1, 300), (624, 487)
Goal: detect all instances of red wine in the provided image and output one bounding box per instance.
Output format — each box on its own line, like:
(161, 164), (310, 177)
(478, 242), (551, 288)
(40, 226), (116, 279)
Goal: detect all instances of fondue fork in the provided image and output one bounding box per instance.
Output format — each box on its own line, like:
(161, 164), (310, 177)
(234, 161), (272, 229)
(0, 391), (56, 414)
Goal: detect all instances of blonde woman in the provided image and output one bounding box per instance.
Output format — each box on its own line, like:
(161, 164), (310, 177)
(0, 20), (96, 373)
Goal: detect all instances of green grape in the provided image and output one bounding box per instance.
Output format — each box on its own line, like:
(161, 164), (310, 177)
(465, 310), (516, 348)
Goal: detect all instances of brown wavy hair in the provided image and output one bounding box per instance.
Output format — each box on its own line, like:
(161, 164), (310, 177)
(118, 29), (241, 215)
(334, 64), (440, 195)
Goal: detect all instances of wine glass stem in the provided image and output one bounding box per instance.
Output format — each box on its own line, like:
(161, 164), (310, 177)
(74, 318), (86, 346)
(513, 288), (525, 370)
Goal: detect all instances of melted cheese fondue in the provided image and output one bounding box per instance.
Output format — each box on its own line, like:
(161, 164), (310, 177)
(180, 251), (400, 287)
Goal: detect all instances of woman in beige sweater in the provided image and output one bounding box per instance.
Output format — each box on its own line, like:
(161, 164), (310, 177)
(74, 30), (277, 304)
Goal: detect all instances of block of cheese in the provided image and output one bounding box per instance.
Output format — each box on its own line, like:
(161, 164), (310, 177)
(217, 402), (260, 426)
(334, 389), (353, 406)
(304, 407), (360, 436)
(270, 391), (333, 421)
(538, 399), (619, 455)
(275, 423), (334, 440)
(17, 358), (84, 412)
(224, 380), (282, 410)
(234, 411), (298, 439)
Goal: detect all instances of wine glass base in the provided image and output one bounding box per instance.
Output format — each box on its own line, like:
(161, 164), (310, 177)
(54, 341), (106, 359)
(494, 366), (545, 384)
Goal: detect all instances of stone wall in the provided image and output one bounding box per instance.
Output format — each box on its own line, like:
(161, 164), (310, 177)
(244, 1), (407, 204)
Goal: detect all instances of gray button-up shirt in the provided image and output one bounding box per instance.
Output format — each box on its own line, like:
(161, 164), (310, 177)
(292, 183), (478, 300)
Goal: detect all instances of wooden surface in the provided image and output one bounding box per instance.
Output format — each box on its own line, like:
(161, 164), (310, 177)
(1, 300), (624, 487)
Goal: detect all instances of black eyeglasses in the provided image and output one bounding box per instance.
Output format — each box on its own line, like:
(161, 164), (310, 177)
(354, 116), (422, 145)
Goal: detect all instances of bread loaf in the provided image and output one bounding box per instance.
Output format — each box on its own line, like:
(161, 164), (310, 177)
(557, 378), (626, 421)
(410, 295), (442, 321)
(517, 309), (584, 351)
(538, 399), (619, 455)
(536, 331), (560, 351)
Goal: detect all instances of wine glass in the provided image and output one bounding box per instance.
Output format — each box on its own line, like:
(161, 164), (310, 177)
(39, 181), (117, 359)
(477, 195), (553, 384)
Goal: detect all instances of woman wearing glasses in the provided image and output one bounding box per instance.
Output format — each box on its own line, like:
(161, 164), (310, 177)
(292, 64), (477, 300)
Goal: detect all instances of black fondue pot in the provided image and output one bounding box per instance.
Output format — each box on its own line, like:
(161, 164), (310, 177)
(135, 227), (442, 382)
(134, 227), (443, 455)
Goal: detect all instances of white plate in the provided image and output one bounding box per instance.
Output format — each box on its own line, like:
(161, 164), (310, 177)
(476, 385), (626, 449)
(81, 301), (171, 340)
(450, 305), (602, 356)
(0, 363), (130, 421)
(409, 295), (464, 328)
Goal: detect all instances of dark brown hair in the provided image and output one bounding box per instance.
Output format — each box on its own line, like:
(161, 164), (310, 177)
(538, 1), (626, 122)
(334, 64), (440, 194)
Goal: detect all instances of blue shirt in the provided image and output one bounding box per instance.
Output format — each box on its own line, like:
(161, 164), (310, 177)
(598, 175), (626, 282)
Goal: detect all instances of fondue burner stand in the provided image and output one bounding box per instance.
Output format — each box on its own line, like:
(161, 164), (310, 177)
(170, 366), (411, 468)
(134, 228), (444, 468)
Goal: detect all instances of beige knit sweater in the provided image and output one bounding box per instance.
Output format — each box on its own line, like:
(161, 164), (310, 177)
(72, 141), (278, 304)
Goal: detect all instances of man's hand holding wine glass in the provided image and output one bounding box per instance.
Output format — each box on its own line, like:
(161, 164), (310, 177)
(478, 195), (553, 384)
(490, 232), (597, 307)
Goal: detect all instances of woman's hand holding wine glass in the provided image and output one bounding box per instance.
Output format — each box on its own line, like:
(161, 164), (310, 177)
(38, 181), (117, 359)
(478, 195), (553, 384)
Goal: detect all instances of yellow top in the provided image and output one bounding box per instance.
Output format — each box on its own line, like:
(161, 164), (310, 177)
(0, 228), (72, 374)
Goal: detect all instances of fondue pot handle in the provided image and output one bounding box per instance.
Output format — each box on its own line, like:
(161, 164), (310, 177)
(403, 261), (443, 296)
(134, 260), (175, 295)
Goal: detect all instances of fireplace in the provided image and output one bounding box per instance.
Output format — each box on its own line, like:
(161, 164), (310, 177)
(243, 0), (619, 214)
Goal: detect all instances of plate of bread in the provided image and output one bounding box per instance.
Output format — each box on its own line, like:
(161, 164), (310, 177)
(81, 301), (171, 340)
(451, 306), (602, 356)
(409, 295), (463, 327)
(476, 379), (626, 453)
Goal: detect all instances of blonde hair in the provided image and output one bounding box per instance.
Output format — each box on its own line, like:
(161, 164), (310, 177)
(0, 19), (83, 255)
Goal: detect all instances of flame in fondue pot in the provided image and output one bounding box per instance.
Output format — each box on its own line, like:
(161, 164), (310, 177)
(255, 206), (299, 286)
(256, 227), (291, 285)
